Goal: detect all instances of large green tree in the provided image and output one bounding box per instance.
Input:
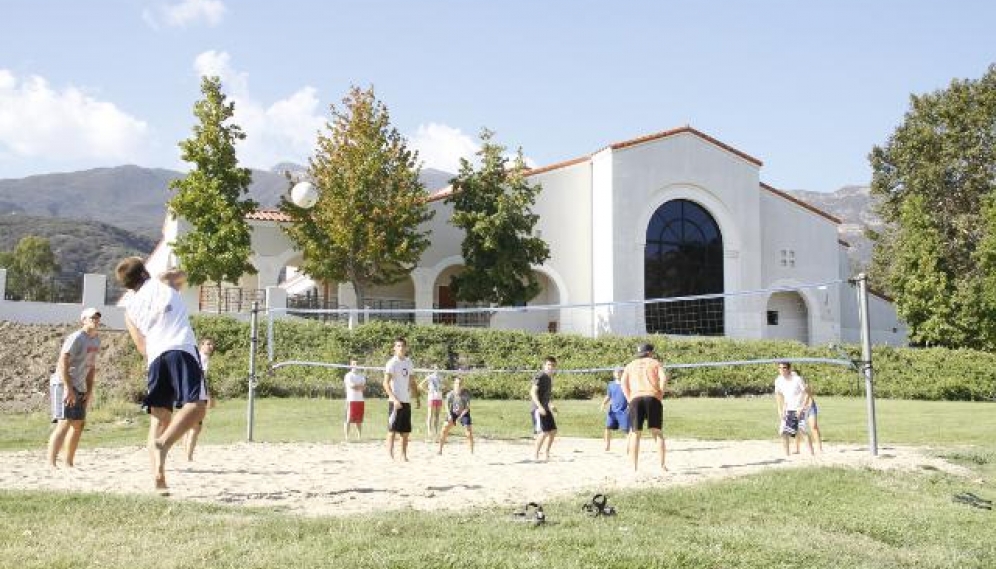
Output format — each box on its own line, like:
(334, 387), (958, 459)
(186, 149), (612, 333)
(869, 64), (996, 348)
(0, 236), (60, 301)
(446, 129), (550, 306)
(280, 86), (432, 306)
(168, 76), (258, 310)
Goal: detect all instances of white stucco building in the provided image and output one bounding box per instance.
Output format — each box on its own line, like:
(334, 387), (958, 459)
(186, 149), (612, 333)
(150, 126), (907, 346)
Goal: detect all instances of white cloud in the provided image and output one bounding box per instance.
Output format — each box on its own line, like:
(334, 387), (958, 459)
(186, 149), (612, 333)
(0, 69), (150, 162)
(144, 0), (226, 29)
(409, 123), (479, 173)
(189, 51), (324, 169)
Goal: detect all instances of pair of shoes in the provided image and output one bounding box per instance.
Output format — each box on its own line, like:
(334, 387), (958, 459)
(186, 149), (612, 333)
(953, 492), (992, 510)
(581, 493), (617, 517)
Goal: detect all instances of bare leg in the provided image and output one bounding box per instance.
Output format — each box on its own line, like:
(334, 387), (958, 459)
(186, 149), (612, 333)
(400, 433), (410, 461)
(782, 434), (791, 456)
(466, 426), (474, 454)
(810, 417), (823, 452)
(152, 402), (206, 486)
(46, 420), (71, 468)
(543, 430), (556, 460)
(650, 429), (667, 471)
(604, 428), (611, 451)
(343, 420), (349, 441)
(356, 423), (363, 438)
(148, 408), (171, 490)
(185, 422), (203, 461)
(386, 432), (396, 459)
(533, 432), (547, 461)
(64, 420), (85, 467)
(437, 422), (453, 454)
(629, 430), (642, 471)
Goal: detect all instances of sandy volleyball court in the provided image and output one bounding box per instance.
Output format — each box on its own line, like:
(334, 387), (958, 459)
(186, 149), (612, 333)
(0, 438), (966, 517)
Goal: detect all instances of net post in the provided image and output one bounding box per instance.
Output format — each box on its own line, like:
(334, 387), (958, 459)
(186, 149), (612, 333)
(854, 273), (878, 456)
(247, 300), (259, 442)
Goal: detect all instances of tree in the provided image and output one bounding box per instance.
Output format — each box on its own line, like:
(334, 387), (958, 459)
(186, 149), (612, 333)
(869, 64), (996, 348)
(446, 129), (550, 306)
(280, 86), (432, 306)
(168, 76), (258, 311)
(0, 236), (60, 301)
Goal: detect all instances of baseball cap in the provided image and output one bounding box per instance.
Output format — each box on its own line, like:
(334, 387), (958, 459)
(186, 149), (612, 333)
(80, 307), (102, 321)
(636, 343), (654, 357)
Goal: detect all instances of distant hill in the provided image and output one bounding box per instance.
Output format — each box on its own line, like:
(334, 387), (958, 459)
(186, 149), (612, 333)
(0, 214), (156, 278)
(784, 185), (883, 273)
(0, 165), (456, 238)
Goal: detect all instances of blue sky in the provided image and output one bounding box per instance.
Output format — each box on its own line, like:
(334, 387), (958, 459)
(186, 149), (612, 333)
(0, 0), (993, 191)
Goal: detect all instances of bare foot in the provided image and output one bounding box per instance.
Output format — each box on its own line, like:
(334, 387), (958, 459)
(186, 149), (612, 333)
(154, 475), (170, 496)
(154, 440), (168, 479)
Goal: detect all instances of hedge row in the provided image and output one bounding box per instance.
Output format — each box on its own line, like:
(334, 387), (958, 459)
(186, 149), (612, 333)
(188, 316), (996, 402)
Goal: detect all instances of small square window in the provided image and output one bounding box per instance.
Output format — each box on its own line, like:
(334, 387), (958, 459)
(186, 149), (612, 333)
(767, 310), (779, 325)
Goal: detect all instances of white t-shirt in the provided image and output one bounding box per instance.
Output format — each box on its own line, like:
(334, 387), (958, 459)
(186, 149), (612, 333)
(385, 356), (412, 403)
(199, 350), (211, 374)
(774, 373), (808, 412)
(425, 372), (442, 401)
(344, 370), (366, 402)
(124, 279), (198, 367)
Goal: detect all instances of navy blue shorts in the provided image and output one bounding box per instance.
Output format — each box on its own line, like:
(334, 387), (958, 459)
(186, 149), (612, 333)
(144, 350), (205, 411)
(448, 411), (472, 427)
(606, 409), (630, 431)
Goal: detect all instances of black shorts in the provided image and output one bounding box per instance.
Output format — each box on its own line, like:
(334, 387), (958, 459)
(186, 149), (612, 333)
(532, 406), (557, 433)
(388, 402), (412, 433)
(144, 350), (205, 411)
(629, 396), (663, 431)
(50, 384), (86, 422)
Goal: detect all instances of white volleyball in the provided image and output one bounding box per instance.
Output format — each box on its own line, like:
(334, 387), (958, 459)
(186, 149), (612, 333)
(290, 181), (318, 209)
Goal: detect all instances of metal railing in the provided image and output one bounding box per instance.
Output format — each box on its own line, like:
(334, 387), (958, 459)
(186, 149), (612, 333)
(199, 286), (265, 313)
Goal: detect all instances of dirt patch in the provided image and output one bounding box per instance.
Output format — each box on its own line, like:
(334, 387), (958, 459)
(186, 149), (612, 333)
(0, 321), (142, 413)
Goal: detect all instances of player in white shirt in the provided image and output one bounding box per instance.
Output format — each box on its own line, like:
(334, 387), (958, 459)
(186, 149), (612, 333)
(343, 359), (367, 441)
(116, 257), (207, 493)
(383, 337), (415, 461)
(774, 362), (814, 456)
(418, 367), (444, 442)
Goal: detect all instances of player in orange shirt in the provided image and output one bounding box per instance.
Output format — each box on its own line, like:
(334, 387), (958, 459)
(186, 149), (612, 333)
(620, 343), (668, 471)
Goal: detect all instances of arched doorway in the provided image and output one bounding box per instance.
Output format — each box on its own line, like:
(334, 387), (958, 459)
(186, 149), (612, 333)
(765, 291), (809, 343)
(644, 199), (724, 335)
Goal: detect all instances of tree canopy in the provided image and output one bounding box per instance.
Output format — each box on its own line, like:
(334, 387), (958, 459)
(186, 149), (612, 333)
(869, 64), (996, 348)
(446, 129), (550, 306)
(0, 235), (60, 301)
(280, 85), (432, 306)
(168, 76), (258, 303)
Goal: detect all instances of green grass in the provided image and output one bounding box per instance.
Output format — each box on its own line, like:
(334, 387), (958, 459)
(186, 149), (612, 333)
(0, 466), (993, 569)
(3, 396), (995, 450)
(2, 397), (994, 568)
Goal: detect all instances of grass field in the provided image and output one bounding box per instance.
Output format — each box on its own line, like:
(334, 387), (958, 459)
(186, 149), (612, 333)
(1, 397), (994, 568)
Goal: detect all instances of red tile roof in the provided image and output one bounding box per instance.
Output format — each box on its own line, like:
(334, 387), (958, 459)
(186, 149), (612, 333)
(246, 209), (292, 222)
(760, 183), (841, 225)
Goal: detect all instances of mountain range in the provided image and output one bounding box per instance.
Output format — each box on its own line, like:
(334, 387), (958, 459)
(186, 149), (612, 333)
(0, 165), (878, 276)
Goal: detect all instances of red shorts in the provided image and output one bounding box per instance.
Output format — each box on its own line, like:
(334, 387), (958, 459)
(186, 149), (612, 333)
(430, 399), (442, 408)
(346, 401), (365, 423)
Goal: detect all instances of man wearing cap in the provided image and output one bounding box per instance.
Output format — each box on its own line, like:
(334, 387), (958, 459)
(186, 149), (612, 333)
(620, 343), (669, 471)
(116, 256), (207, 492)
(46, 307), (101, 468)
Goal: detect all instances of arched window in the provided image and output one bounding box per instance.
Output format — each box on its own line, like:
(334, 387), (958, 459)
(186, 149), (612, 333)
(644, 199), (724, 335)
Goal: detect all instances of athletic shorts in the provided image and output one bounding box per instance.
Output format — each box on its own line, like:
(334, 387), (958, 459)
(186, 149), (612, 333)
(606, 409), (630, 431)
(808, 401), (818, 417)
(629, 396), (663, 431)
(144, 350), (206, 411)
(346, 401), (365, 424)
(50, 383), (86, 422)
(448, 411), (472, 427)
(781, 410), (800, 437)
(388, 402), (412, 433)
(429, 398), (443, 408)
(532, 406), (557, 433)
